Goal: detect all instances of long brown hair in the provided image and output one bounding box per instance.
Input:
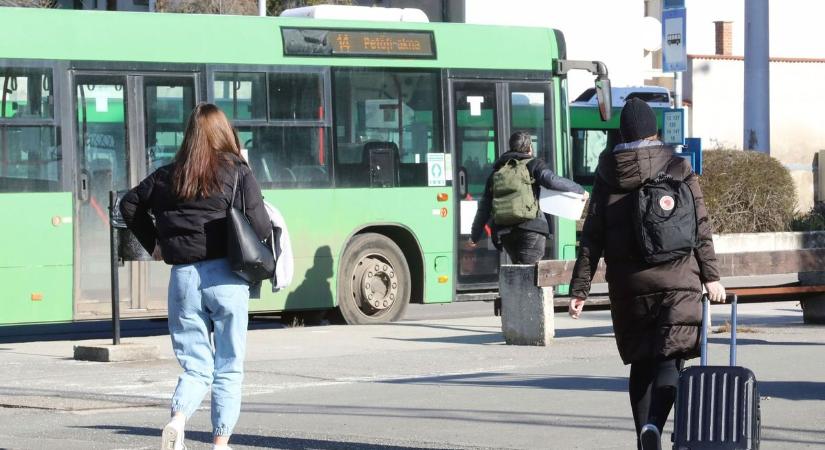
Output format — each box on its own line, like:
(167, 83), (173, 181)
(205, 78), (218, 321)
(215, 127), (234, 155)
(173, 103), (240, 201)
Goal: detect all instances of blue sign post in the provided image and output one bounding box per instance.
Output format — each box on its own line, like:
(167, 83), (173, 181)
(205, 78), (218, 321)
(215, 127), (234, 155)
(662, 7), (687, 73)
(663, 109), (685, 145)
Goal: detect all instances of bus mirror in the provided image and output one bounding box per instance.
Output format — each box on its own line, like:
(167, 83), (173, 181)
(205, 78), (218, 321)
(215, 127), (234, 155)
(595, 77), (612, 121)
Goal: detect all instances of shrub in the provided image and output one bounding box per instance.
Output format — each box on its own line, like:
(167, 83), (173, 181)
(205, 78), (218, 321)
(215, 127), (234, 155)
(792, 204), (825, 231)
(699, 150), (796, 233)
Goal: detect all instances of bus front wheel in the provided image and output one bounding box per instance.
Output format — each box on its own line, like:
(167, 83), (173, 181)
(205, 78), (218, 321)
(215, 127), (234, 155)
(337, 233), (410, 325)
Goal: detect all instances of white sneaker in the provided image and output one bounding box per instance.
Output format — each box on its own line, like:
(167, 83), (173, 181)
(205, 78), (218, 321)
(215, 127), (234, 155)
(161, 419), (186, 450)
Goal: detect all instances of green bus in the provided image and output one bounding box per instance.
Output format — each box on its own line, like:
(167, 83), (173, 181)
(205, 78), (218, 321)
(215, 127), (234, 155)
(0, 7), (609, 326)
(570, 86), (669, 188)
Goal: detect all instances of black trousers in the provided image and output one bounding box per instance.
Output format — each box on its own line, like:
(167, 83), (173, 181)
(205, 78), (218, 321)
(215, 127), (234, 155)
(629, 358), (684, 449)
(500, 229), (546, 264)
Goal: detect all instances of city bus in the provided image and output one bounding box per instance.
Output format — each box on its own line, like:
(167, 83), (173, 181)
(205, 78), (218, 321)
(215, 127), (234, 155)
(0, 7), (609, 327)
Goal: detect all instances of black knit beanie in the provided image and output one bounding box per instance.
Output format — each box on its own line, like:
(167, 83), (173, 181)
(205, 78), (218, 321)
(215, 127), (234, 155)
(619, 98), (658, 143)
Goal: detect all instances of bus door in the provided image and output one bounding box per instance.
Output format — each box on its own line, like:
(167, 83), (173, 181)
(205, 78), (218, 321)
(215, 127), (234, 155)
(73, 72), (196, 319)
(450, 80), (505, 290)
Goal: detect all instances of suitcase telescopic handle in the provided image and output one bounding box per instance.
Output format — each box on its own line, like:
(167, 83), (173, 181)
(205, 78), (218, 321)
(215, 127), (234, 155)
(700, 294), (738, 367)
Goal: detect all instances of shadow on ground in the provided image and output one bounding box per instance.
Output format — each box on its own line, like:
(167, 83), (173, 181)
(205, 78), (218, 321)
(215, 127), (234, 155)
(381, 323), (614, 345)
(383, 372), (627, 392)
(80, 425), (460, 449)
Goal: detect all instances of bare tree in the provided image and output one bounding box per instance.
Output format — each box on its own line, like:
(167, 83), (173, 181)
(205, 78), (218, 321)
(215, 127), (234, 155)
(268, 0), (353, 16)
(156, 0), (259, 15)
(155, 0), (353, 16)
(0, 0), (56, 7)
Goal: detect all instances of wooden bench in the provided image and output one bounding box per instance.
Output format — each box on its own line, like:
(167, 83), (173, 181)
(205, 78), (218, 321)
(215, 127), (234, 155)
(533, 249), (825, 324)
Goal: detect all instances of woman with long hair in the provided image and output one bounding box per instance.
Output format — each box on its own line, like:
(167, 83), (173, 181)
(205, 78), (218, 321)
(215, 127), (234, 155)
(120, 103), (270, 450)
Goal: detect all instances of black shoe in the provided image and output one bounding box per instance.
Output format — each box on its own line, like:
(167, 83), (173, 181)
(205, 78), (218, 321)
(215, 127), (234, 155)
(639, 424), (661, 450)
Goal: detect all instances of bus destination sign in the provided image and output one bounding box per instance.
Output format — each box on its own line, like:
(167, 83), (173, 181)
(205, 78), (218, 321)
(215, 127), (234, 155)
(282, 28), (436, 59)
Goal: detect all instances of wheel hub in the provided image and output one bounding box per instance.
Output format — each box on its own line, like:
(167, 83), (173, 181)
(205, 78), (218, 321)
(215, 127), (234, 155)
(358, 256), (397, 311)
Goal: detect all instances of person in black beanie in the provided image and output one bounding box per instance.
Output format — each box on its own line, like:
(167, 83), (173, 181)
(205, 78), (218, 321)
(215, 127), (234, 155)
(619, 97), (659, 142)
(568, 98), (726, 450)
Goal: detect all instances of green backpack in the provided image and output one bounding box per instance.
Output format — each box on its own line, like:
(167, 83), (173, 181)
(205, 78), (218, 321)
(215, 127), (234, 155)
(491, 157), (539, 226)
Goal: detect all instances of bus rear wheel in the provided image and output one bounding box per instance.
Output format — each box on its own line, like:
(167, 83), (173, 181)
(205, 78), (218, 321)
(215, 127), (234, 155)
(337, 233), (410, 325)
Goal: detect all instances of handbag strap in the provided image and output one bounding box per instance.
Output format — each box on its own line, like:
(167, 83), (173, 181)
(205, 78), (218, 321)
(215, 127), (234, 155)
(229, 163), (247, 214)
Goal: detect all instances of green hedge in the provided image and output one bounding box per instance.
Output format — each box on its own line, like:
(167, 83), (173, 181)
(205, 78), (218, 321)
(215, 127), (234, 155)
(699, 150), (796, 233)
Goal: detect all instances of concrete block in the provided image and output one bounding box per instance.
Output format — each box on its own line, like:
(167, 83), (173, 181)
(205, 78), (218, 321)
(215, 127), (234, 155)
(499, 264), (554, 346)
(799, 271), (825, 285)
(801, 296), (825, 324)
(73, 343), (160, 362)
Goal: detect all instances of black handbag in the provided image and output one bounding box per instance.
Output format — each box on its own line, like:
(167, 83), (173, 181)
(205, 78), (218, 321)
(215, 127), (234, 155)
(227, 167), (275, 283)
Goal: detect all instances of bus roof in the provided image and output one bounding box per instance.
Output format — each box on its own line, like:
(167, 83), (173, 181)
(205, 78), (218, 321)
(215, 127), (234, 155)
(1, 7), (561, 71)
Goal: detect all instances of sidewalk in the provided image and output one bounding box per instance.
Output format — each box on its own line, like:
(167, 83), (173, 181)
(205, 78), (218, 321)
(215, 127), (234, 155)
(0, 302), (823, 449)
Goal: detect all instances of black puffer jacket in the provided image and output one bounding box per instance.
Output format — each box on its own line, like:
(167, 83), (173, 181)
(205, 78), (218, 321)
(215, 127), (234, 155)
(570, 144), (720, 364)
(119, 155), (270, 265)
(470, 151), (584, 244)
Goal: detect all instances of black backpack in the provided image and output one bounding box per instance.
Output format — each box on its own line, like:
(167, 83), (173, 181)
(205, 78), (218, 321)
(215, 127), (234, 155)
(633, 172), (697, 264)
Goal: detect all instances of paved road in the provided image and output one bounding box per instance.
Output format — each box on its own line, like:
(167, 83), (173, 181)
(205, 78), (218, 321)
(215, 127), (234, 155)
(0, 301), (823, 449)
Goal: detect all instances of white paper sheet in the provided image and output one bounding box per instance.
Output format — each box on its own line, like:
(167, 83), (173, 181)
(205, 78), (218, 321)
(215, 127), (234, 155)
(460, 200), (478, 235)
(538, 188), (586, 220)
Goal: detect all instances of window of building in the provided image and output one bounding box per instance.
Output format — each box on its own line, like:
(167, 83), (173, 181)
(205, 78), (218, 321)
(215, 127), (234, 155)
(214, 69), (329, 189)
(0, 67), (61, 192)
(333, 69), (441, 188)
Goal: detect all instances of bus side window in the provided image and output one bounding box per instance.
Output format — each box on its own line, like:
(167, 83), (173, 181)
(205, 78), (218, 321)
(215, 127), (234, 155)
(0, 68), (61, 193)
(333, 69), (441, 188)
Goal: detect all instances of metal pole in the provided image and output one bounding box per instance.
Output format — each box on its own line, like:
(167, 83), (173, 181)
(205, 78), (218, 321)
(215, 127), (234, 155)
(674, 72), (684, 152)
(700, 295), (708, 367)
(744, 0), (770, 153)
(258, 0), (266, 17)
(674, 72), (682, 108)
(109, 191), (121, 345)
(730, 294), (738, 366)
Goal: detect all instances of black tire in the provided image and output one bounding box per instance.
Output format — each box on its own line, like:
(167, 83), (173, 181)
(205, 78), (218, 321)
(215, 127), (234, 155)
(337, 233), (411, 325)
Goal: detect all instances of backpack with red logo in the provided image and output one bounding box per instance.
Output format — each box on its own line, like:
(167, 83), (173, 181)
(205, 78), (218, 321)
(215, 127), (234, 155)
(633, 171), (698, 264)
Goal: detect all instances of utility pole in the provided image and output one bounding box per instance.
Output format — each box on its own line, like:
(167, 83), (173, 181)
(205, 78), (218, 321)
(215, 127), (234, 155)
(744, 0), (770, 153)
(259, 0), (266, 16)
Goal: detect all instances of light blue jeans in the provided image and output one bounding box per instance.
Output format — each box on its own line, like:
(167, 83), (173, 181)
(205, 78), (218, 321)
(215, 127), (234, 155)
(167, 258), (249, 438)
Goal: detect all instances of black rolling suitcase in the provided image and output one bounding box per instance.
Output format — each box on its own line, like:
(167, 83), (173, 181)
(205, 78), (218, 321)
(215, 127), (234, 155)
(672, 294), (761, 450)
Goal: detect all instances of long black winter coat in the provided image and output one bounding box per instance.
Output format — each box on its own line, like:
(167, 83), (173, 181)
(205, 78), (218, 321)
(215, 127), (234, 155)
(570, 144), (720, 364)
(470, 151), (584, 244)
(119, 155), (270, 265)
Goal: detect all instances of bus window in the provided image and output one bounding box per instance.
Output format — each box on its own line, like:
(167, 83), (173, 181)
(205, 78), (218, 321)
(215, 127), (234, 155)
(333, 69), (441, 188)
(0, 126), (60, 192)
(239, 125), (330, 189)
(269, 72), (323, 121)
(571, 129), (621, 182)
(0, 68), (53, 119)
(510, 89), (549, 163)
(215, 70), (331, 189)
(0, 68), (60, 192)
(213, 72), (266, 120)
(144, 77), (195, 171)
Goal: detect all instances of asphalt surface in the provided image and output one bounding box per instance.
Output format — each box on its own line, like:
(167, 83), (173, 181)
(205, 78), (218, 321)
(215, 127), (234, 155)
(0, 301), (823, 449)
